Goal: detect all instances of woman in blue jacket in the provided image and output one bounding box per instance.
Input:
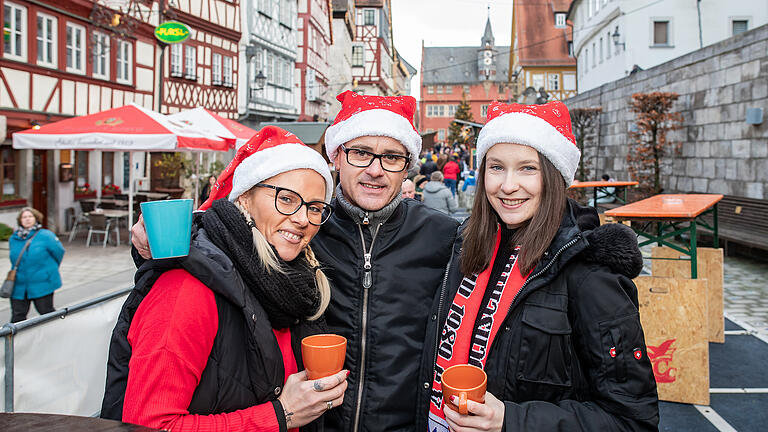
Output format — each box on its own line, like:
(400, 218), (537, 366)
(8, 207), (65, 323)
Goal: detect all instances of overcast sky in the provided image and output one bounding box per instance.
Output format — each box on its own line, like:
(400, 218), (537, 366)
(391, 0), (515, 97)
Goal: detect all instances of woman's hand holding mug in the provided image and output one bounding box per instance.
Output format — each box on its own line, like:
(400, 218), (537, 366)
(443, 391), (505, 432)
(278, 369), (349, 428)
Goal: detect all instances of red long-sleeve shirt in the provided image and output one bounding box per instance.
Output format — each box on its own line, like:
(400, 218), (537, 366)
(123, 269), (298, 432)
(442, 161), (460, 180)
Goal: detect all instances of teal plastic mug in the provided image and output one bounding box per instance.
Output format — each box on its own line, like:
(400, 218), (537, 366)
(141, 199), (194, 259)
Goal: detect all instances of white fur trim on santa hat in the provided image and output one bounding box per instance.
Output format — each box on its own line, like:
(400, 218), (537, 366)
(476, 113), (581, 186)
(228, 143), (334, 202)
(325, 109), (422, 167)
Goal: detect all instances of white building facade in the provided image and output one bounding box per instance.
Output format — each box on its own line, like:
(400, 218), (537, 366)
(569, 0), (768, 93)
(239, 0), (300, 127)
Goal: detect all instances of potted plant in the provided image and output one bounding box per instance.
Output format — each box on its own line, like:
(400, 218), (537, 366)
(153, 153), (186, 198)
(0, 194), (28, 208)
(102, 183), (121, 196)
(75, 183), (96, 199)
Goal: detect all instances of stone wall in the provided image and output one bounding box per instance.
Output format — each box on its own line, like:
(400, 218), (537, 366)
(565, 24), (768, 199)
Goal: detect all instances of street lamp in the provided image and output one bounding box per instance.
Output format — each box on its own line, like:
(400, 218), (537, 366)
(254, 70), (267, 90)
(611, 26), (625, 50)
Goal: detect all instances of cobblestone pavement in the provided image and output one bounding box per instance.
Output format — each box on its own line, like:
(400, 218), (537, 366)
(0, 231), (135, 324)
(722, 254), (768, 335)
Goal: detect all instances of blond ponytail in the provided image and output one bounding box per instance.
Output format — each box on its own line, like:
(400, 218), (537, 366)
(304, 245), (331, 321)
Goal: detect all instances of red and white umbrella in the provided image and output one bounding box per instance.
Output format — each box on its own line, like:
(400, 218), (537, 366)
(13, 103), (227, 226)
(167, 106), (256, 148)
(13, 103), (227, 151)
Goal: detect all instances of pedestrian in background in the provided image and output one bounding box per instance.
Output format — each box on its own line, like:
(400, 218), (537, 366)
(401, 179), (417, 200)
(198, 174), (217, 204)
(442, 155), (461, 197)
(420, 154), (438, 179)
(422, 171), (457, 215)
(8, 207), (65, 323)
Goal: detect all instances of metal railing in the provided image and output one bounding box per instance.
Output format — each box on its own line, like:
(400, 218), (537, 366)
(1, 287), (132, 413)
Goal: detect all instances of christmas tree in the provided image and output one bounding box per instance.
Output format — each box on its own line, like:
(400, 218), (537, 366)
(447, 91), (474, 146)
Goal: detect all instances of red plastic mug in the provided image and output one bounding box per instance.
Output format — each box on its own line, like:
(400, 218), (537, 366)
(301, 334), (347, 380)
(441, 364), (487, 415)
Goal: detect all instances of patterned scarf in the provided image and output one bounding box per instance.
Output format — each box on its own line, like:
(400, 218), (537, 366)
(15, 223), (42, 240)
(428, 230), (530, 432)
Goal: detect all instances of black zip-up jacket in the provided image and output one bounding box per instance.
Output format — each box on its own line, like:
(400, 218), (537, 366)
(418, 200), (660, 431)
(103, 227), (324, 431)
(311, 198), (459, 432)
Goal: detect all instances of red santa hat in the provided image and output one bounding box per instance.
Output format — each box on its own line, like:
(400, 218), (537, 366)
(476, 101), (580, 186)
(325, 91), (422, 167)
(199, 126), (333, 211)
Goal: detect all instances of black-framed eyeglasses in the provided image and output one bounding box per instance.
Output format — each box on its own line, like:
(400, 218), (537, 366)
(340, 144), (410, 172)
(254, 184), (333, 226)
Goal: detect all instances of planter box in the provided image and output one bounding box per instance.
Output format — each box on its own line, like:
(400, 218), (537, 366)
(75, 192), (97, 200)
(0, 198), (28, 208)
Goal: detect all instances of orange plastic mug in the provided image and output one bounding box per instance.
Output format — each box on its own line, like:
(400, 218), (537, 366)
(301, 334), (347, 380)
(441, 364), (487, 415)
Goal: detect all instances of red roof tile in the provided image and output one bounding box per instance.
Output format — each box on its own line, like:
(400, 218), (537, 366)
(515, 1), (576, 67)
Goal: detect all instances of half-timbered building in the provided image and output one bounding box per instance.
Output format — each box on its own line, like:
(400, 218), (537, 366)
(352, 0), (393, 96)
(0, 0), (240, 232)
(296, 0), (332, 121)
(510, 0), (576, 101)
(327, 0), (355, 118)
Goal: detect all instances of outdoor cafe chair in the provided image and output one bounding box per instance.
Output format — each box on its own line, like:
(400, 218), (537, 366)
(68, 201), (96, 243)
(86, 213), (114, 248)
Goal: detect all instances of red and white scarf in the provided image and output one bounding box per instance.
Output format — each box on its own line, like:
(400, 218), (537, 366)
(428, 230), (529, 432)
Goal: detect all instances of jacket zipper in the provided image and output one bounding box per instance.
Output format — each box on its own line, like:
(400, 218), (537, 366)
(428, 235), (581, 385)
(352, 222), (382, 432)
(430, 249), (455, 382)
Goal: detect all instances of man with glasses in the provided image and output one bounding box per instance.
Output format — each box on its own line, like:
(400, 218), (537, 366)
(130, 92), (458, 432)
(313, 91), (459, 431)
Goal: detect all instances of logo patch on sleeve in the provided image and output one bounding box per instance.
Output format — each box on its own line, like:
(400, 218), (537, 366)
(609, 346), (617, 358)
(634, 348), (642, 360)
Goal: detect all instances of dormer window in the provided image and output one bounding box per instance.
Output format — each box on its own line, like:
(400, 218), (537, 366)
(555, 13), (566, 28)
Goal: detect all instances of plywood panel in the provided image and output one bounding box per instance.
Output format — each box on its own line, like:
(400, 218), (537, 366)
(635, 276), (709, 405)
(652, 246), (724, 343)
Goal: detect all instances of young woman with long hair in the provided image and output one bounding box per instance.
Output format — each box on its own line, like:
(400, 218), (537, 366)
(423, 101), (659, 431)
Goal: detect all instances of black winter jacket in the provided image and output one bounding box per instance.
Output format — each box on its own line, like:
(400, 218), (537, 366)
(418, 200), (660, 431)
(102, 227), (324, 431)
(311, 198), (459, 432)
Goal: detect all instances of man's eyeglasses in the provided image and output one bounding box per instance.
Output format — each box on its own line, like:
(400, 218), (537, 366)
(340, 144), (410, 172)
(254, 184), (332, 226)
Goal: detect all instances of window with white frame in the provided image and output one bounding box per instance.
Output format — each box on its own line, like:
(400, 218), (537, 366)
(594, 0), (600, 12)
(3, 2), (27, 60)
(254, 47), (262, 77)
(548, 73), (560, 91)
(438, 129), (445, 141)
(351, 45), (364, 67)
(280, 0), (292, 27)
(274, 57), (282, 87)
(555, 13), (566, 28)
(445, 86), (452, 94)
(437, 105), (445, 117)
(116, 39), (132, 84)
(448, 105), (457, 116)
(266, 51), (274, 83)
(732, 19), (748, 36)
(66, 22), (85, 74)
(170, 43), (183, 76)
(653, 20), (670, 46)
(283, 60), (291, 87)
(563, 73), (576, 91)
(184, 45), (196, 79)
(92, 32), (109, 79)
(364, 9), (375, 26)
(259, 0), (271, 16)
(599, 37), (603, 63)
(463, 85), (470, 93)
(606, 32), (611, 59)
(481, 105), (489, 117)
(36, 13), (56, 67)
(212, 53), (222, 85)
(583, 48), (588, 71)
(532, 73), (544, 90)
(223, 56), (233, 87)
(436, 85), (443, 94)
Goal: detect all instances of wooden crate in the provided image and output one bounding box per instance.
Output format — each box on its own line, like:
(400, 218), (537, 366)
(634, 276), (709, 405)
(651, 246), (724, 343)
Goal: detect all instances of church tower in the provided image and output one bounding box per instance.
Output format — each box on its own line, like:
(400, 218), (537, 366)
(478, 14), (497, 81)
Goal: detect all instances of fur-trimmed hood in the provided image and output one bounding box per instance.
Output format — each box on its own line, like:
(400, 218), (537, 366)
(580, 223), (644, 279)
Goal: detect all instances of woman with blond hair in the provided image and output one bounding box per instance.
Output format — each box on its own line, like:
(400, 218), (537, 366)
(7, 207), (64, 323)
(102, 126), (348, 431)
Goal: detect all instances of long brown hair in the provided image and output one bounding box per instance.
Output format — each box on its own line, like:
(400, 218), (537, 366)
(460, 151), (567, 276)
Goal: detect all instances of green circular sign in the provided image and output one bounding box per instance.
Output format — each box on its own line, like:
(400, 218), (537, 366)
(155, 21), (190, 44)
